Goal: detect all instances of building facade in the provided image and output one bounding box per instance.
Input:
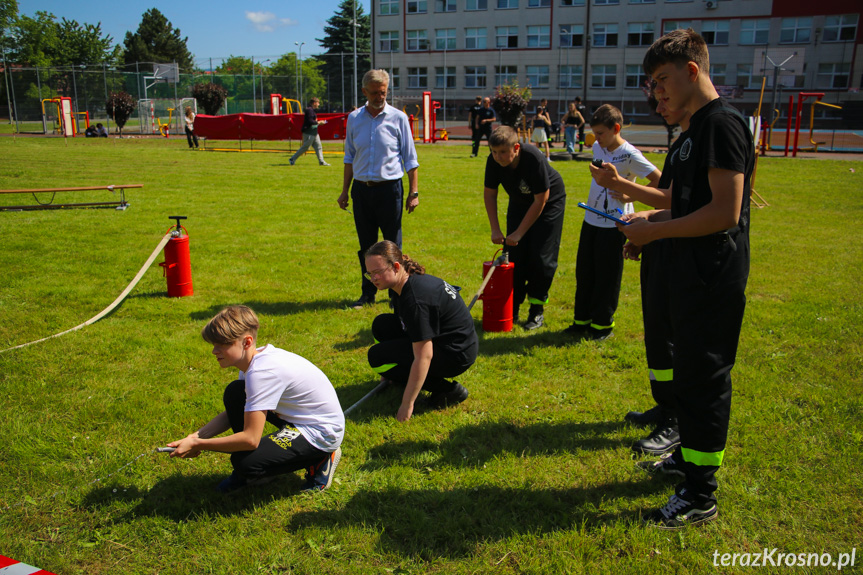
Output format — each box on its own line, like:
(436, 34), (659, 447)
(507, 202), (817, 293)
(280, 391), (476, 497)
(370, 0), (862, 123)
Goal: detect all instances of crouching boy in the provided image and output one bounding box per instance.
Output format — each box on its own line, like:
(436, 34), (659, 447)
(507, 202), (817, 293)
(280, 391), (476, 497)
(169, 305), (345, 493)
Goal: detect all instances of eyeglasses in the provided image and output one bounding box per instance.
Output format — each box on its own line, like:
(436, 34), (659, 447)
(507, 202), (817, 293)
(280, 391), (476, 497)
(363, 265), (391, 281)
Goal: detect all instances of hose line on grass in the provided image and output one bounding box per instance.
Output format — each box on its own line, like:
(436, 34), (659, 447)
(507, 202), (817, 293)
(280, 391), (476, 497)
(0, 232), (173, 355)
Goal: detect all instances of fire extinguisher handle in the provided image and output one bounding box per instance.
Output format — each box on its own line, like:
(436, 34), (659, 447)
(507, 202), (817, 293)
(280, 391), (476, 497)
(168, 216), (187, 234)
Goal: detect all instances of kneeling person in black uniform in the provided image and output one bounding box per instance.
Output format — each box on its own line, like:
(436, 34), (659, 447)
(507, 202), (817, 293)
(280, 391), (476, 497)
(365, 241), (479, 422)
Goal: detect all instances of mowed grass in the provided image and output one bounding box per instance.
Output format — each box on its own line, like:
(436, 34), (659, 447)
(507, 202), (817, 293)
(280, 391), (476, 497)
(0, 135), (861, 574)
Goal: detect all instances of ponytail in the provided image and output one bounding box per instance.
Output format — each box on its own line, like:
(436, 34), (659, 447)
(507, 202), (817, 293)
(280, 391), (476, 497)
(365, 240), (425, 275)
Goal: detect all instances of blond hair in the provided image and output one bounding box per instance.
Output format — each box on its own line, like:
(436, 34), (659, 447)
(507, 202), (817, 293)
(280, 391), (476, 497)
(201, 305), (259, 344)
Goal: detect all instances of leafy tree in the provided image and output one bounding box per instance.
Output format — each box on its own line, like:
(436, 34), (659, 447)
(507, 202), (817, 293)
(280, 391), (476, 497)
(269, 53), (326, 106)
(492, 81), (532, 128)
(122, 8), (194, 72)
(105, 90), (136, 134)
(0, 0), (17, 49)
(8, 11), (117, 66)
(191, 82), (227, 115)
(316, 0), (370, 110)
(215, 55), (253, 75)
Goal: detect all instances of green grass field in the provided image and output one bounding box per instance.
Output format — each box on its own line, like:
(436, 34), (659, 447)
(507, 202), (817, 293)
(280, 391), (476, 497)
(0, 136), (861, 574)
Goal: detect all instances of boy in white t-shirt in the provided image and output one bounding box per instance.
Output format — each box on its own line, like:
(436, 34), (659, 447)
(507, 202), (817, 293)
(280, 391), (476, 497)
(566, 104), (660, 340)
(168, 306), (345, 493)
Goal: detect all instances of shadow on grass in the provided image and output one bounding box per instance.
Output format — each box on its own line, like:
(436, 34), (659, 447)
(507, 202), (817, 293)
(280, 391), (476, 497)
(332, 327), (373, 351)
(289, 480), (669, 559)
(474, 320), (591, 357)
(189, 299), (350, 321)
(81, 471), (308, 522)
(361, 419), (627, 470)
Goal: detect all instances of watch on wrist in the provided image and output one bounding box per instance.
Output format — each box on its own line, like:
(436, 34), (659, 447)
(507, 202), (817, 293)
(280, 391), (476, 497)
(408, 192), (419, 199)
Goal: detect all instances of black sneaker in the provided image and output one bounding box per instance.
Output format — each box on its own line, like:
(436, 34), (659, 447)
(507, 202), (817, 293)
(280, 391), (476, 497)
(585, 327), (613, 340)
(349, 294), (375, 309)
(624, 405), (662, 427)
(427, 382), (469, 409)
(632, 424), (681, 456)
(643, 489), (718, 530)
(563, 322), (588, 336)
(302, 447), (342, 492)
(636, 451), (685, 478)
(523, 305), (544, 330)
(216, 472), (275, 493)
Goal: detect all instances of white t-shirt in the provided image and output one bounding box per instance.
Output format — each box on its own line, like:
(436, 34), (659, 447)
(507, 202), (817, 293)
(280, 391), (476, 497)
(239, 344), (344, 452)
(585, 140), (658, 228)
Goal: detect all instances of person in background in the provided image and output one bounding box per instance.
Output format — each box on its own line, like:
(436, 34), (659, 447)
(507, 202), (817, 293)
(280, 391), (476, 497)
(184, 107), (198, 149)
(290, 97), (329, 166)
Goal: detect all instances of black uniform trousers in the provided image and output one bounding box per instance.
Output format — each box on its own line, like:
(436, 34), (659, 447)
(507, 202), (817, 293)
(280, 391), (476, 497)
(472, 124), (492, 156)
(506, 203), (565, 308)
(368, 314), (473, 393)
(573, 222), (626, 330)
(670, 232), (748, 503)
(352, 179), (404, 298)
(222, 380), (329, 480)
(641, 239), (675, 418)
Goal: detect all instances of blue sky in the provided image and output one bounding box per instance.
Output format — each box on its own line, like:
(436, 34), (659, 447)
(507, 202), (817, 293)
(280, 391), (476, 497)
(16, 1), (371, 66)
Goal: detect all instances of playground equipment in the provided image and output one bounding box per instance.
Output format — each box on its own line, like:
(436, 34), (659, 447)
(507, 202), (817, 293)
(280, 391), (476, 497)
(40, 97), (75, 137)
(138, 98), (196, 136)
(281, 97), (303, 114)
(422, 91), (448, 143)
(0, 184), (141, 212)
(158, 107), (175, 137)
(786, 92), (844, 156)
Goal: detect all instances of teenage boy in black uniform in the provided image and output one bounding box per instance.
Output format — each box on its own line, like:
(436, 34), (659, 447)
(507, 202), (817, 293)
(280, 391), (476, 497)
(620, 28), (754, 529)
(468, 96), (482, 157)
(473, 97), (496, 158)
(483, 125), (566, 330)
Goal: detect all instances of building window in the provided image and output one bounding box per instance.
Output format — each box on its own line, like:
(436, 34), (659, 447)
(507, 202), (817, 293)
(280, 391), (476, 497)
(701, 21), (729, 46)
(465, 27), (487, 49)
(736, 64), (753, 89)
(710, 63), (726, 86)
(436, 28), (456, 50)
(495, 65), (518, 85)
(465, 66), (487, 88)
(560, 0), (585, 5)
(529, 0), (551, 5)
(594, 0), (619, 4)
(407, 67), (428, 88)
(380, 0), (400, 15)
(823, 14), (858, 42)
(407, 0), (428, 13)
(466, 0), (488, 8)
(497, 0), (518, 8)
(591, 64), (616, 88)
(666, 0), (693, 3)
(629, 0), (654, 4)
(526, 65), (550, 87)
(592, 23), (618, 47)
(496, 26), (519, 48)
(625, 64), (648, 88)
(435, 66), (456, 88)
(560, 24), (584, 47)
(384, 67), (400, 89)
(436, 0), (457, 11)
(527, 25), (550, 48)
(780, 17), (811, 44)
(627, 22), (654, 46)
(663, 21), (691, 35)
(739, 19), (769, 45)
(406, 30), (429, 51)
(380, 31), (399, 52)
(559, 65), (583, 88)
(816, 63), (850, 88)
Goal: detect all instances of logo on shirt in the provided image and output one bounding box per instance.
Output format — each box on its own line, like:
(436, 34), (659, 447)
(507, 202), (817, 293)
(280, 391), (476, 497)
(443, 280), (457, 300)
(518, 179), (531, 195)
(680, 137), (693, 161)
(670, 147), (680, 166)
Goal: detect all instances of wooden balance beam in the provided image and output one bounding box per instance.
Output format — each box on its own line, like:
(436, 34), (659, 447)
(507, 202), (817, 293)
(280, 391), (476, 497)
(0, 184), (143, 211)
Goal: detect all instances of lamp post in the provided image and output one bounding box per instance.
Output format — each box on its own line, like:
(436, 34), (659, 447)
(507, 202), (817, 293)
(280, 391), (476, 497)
(295, 42), (305, 104)
(259, 58), (270, 111)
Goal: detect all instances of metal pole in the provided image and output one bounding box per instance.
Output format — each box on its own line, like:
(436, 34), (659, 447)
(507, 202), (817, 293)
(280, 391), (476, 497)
(103, 62), (110, 133)
(2, 49), (15, 127)
(252, 56), (256, 113)
(443, 46), (447, 128)
(353, 0), (358, 109)
(341, 52), (345, 111)
(294, 53), (299, 101)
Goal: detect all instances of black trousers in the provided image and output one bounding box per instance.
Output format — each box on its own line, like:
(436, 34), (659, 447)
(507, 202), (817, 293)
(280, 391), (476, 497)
(472, 124), (492, 156)
(367, 314), (474, 393)
(506, 206), (565, 308)
(573, 222), (626, 329)
(351, 179), (404, 298)
(669, 233), (748, 503)
(641, 239), (675, 418)
(185, 126), (198, 148)
(223, 380), (329, 480)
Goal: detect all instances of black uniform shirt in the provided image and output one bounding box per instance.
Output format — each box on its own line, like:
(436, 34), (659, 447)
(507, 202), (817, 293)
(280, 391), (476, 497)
(397, 273), (478, 363)
(476, 107), (496, 128)
(671, 98), (753, 232)
(658, 129), (688, 189)
(301, 107), (318, 134)
(484, 143), (566, 220)
(469, 104), (482, 128)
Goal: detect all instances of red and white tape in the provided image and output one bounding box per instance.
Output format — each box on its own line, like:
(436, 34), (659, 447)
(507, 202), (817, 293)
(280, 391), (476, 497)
(0, 555), (58, 575)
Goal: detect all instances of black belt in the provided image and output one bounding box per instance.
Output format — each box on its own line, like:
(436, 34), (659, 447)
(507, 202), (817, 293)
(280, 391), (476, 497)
(355, 179), (396, 187)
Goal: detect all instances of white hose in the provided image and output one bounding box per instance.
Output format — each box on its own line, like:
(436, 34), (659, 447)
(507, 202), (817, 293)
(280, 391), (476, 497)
(0, 232), (173, 354)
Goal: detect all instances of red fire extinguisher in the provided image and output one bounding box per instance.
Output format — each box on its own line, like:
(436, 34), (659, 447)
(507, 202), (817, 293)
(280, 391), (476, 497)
(479, 250), (514, 332)
(160, 216), (193, 297)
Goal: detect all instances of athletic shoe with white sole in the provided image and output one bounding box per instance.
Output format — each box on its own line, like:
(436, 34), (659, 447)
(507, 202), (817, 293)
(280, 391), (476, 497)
(636, 451), (685, 477)
(631, 424), (681, 456)
(303, 447), (342, 492)
(643, 488), (718, 529)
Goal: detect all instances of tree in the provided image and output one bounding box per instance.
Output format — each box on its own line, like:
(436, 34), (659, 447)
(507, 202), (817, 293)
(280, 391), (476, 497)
(492, 81), (532, 128)
(105, 91), (136, 135)
(8, 11), (117, 66)
(269, 53), (326, 106)
(0, 0), (17, 49)
(122, 8), (194, 72)
(191, 82), (227, 115)
(316, 0), (370, 110)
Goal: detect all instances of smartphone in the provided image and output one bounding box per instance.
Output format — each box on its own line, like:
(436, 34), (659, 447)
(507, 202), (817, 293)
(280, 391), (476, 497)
(578, 202), (630, 225)
(591, 158), (604, 168)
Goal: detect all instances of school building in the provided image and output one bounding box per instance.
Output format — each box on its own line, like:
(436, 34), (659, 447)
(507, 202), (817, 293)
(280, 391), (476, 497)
(369, 0), (862, 124)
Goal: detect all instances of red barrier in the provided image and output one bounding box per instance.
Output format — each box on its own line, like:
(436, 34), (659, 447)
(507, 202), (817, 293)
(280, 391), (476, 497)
(193, 113), (348, 141)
